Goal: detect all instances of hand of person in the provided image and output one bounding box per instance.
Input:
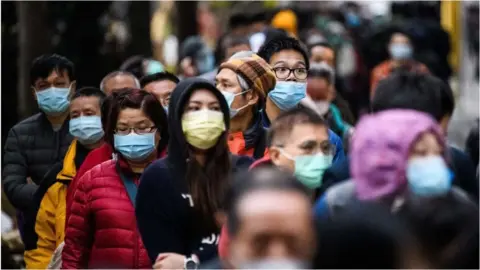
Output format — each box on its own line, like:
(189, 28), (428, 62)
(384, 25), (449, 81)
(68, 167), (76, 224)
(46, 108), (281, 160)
(153, 253), (186, 270)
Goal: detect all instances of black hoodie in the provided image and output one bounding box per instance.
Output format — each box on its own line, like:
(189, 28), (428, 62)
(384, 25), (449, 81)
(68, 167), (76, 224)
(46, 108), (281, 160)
(135, 78), (254, 265)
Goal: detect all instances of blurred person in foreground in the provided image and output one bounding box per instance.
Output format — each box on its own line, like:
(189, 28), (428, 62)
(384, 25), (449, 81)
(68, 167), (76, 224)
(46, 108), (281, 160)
(315, 109), (475, 219)
(216, 54), (276, 159)
(398, 194), (479, 269)
(99, 70), (140, 95)
(179, 36), (215, 79)
(370, 32), (429, 98)
(203, 168), (315, 269)
(257, 36), (346, 164)
(217, 107), (335, 262)
(140, 71), (180, 112)
(3, 54), (75, 241)
(24, 87), (106, 269)
(314, 202), (429, 269)
(321, 72), (479, 200)
(62, 89), (169, 268)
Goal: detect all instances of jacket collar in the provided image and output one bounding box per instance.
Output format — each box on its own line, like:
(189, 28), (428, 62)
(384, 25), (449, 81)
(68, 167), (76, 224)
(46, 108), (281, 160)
(56, 139), (78, 180)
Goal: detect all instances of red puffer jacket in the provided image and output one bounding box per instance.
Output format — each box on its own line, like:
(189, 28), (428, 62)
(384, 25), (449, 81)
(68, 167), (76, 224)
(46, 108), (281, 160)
(62, 159), (151, 269)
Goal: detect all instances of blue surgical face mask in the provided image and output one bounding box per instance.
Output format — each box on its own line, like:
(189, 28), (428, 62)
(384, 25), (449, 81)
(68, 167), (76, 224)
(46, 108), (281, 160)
(221, 90), (251, 118)
(239, 259), (307, 269)
(114, 132), (156, 161)
(406, 155), (452, 197)
(389, 44), (413, 60)
(69, 116), (104, 145)
(146, 60), (165, 75)
(268, 81), (307, 111)
(36, 86), (71, 114)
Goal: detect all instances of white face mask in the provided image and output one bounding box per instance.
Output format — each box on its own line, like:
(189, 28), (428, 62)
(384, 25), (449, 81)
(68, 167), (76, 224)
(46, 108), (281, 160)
(314, 100), (331, 116)
(221, 90), (251, 118)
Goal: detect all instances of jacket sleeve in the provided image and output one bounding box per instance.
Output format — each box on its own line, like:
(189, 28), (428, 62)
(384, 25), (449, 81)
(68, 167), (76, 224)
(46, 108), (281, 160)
(136, 163), (185, 264)
(24, 188), (58, 269)
(328, 130), (346, 164)
(2, 128), (37, 211)
(62, 172), (93, 269)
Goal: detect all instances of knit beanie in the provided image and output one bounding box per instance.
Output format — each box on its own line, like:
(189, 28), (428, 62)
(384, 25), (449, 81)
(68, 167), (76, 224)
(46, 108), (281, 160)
(219, 56), (276, 98)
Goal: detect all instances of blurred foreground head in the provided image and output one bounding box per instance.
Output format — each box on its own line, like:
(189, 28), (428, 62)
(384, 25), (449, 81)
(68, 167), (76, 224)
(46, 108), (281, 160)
(225, 168), (315, 269)
(314, 202), (428, 269)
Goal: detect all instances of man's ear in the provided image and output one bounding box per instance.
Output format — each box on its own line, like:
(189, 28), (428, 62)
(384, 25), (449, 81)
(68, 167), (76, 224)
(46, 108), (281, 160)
(269, 146), (281, 166)
(246, 90), (259, 106)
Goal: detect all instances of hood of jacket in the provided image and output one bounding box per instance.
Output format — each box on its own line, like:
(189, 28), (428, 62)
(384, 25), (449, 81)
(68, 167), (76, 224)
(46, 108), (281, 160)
(166, 77), (230, 173)
(350, 109), (446, 201)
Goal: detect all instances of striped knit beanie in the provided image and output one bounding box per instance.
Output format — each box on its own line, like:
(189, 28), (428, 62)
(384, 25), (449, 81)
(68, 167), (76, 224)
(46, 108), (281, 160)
(219, 56), (276, 98)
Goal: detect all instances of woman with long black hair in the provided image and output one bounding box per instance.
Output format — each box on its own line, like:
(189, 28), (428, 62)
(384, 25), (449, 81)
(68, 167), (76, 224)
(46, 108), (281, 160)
(135, 78), (253, 269)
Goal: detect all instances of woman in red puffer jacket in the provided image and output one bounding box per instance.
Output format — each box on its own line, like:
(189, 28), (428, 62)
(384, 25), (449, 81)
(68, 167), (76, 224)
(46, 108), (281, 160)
(62, 89), (169, 269)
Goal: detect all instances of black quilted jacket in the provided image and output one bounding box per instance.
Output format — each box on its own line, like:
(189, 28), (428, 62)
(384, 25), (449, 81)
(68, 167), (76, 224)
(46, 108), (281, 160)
(2, 113), (72, 211)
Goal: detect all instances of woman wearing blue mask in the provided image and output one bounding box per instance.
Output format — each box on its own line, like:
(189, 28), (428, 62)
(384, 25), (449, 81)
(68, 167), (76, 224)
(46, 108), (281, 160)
(62, 89), (169, 269)
(314, 109), (474, 219)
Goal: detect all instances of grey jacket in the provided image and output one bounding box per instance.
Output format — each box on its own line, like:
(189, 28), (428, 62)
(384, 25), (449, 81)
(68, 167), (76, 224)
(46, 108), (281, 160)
(2, 113), (72, 211)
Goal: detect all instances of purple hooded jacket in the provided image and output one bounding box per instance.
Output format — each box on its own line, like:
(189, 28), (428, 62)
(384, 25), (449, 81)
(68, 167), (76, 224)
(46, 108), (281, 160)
(314, 109), (447, 217)
(350, 109), (446, 200)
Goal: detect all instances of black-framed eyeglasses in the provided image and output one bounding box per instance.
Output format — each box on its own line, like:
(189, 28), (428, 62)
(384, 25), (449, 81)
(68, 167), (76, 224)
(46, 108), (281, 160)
(272, 67), (308, 80)
(114, 126), (156, 135)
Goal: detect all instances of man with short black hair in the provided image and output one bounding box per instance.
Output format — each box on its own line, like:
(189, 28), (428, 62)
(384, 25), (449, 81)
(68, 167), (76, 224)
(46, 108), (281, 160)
(3, 54), (76, 212)
(140, 72), (179, 110)
(257, 36), (346, 164)
(320, 72), (478, 200)
(99, 71), (140, 95)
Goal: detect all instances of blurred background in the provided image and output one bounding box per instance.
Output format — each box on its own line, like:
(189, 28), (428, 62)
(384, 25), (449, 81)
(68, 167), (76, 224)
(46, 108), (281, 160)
(1, 0), (479, 267)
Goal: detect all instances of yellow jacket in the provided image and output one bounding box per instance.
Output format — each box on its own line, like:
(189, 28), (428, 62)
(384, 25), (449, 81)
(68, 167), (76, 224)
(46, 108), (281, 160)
(24, 140), (78, 269)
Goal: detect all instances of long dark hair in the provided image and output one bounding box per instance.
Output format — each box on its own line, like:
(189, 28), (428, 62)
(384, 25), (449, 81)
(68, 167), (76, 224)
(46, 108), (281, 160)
(181, 89), (231, 234)
(104, 87), (169, 155)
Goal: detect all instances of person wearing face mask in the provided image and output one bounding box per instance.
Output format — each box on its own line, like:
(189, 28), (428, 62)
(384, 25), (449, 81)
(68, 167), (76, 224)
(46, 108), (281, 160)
(257, 36), (346, 164)
(203, 169), (315, 269)
(314, 109), (474, 219)
(370, 32), (429, 98)
(307, 62), (354, 145)
(62, 89), (169, 269)
(3, 54), (75, 242)
(120, 55), (166, 79)
(216, 107), (335, 263)
(140, 71), (180, 113)
(135, 78), (254, 269)
(23, 87), (106, 269)
(216, 55), (276, 159)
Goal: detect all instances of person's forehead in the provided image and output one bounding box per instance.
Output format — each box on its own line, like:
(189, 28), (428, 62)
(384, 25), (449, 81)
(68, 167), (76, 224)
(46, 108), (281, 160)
(216, 68), (237, 81)
(285, 123), (328, 143)
(238, 190), (309, 218)
(146, 80), (177, 90)
(117, 108), (150, 122)
(311, 46), (334, 57)
(390, 33), (410, 43)
(34, 69), (70, 84)
(270, 49), (306, 66)
(70, 96), (101, 109)
(107, 74), (136, 84)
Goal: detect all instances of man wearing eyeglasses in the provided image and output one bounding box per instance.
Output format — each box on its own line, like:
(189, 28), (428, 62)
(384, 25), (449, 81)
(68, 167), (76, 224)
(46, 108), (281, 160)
(257, 36), (346, 164)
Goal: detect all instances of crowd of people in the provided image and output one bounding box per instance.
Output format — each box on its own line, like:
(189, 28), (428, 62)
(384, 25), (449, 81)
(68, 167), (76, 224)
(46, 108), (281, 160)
(2, 4), (479, 270)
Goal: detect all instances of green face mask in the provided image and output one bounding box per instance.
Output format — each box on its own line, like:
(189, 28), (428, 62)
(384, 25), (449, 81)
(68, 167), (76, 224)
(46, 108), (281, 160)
(280, 149), (333, 190)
